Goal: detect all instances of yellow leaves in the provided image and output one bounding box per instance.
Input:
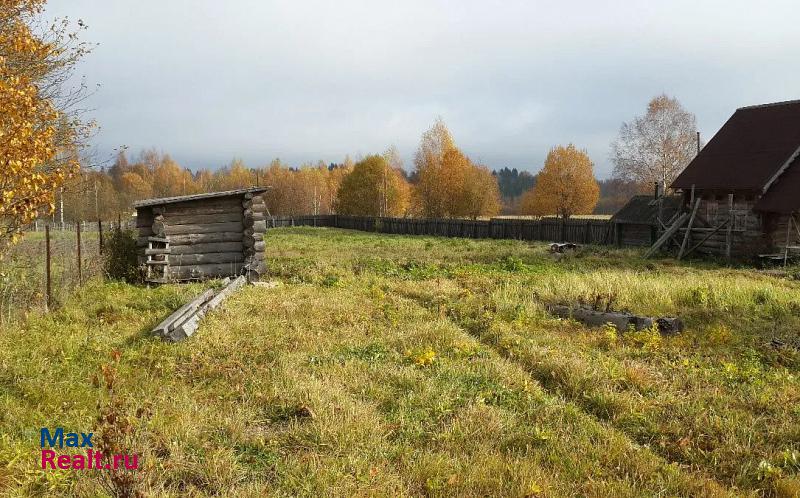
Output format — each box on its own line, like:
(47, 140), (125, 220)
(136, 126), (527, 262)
(0, 0), (78, 247)
(518, 144), (599, 218)
(336, 154), (410, 216)
(412, 119), (501, 219)
(406, 347), (437, 367)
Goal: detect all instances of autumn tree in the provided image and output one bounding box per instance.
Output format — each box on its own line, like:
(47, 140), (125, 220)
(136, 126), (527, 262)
(412, 119), (500, 218)
(518, 144), (599, 219)
(0, 0), (92, 244)
(336, 155), (409, 216)
(611, 94), (700, 191)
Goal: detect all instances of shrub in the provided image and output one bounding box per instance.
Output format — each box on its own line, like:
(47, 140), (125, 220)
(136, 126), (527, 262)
(103, 229), (141, 282)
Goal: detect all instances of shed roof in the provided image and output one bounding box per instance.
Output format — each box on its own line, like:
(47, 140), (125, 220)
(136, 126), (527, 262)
(611, 195), (681, 225)
(133, 187), (270, 208)
(671, 100), (800, 191)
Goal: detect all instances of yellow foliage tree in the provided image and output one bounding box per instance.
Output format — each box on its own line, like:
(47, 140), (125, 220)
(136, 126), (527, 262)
(336, 155), (409, 216)
(518, 144), (599, 219)
(0, 0), (87, 244)
(413, 120), (501, 219)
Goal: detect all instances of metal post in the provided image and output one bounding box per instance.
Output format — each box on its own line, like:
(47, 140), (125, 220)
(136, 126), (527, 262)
(76, 221), (82, 285)
(98, 219), (103, 254)
(45, 225), (51, 311)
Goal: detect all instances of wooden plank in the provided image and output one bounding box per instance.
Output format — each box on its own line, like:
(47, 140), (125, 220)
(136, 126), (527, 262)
(164, 212), (242, 225)
(145, 247), (171, 255)
(160, 199), (242, 216)
(169, 252), (244, 266)
(150, 288), (215, 337)
(170, 242), (243, 254)
(683, 219), (729, 258)
(677, 199), (702, 260)
(168, 232), (243, 245)
(644, 212), (689, 258)
(165, 276), (247, 342)
(164, 222), (244, 236)
(169, 263), (244, 280)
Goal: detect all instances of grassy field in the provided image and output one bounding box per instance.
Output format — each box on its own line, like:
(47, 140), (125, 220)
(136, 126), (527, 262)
(1, 227), (800, 496)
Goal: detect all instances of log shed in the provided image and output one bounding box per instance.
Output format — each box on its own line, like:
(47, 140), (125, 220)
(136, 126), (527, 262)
(133, 188), (269, 282)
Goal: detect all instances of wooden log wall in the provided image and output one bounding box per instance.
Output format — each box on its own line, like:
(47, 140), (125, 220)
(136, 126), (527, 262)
(242, 192), (268, 277)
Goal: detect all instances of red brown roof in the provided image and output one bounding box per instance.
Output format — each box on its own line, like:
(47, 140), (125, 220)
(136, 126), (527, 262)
(671, 100), (800, 191)
(754, 156), (800, 213)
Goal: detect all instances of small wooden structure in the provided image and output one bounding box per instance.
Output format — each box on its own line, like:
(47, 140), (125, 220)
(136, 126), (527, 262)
(133, 188), (269, 282)
(610, 194), (681, 247)
(656, 100), (800, 260)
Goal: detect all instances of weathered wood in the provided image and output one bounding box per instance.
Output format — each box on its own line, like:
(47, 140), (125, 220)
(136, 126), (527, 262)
(151, 288), (215, 338)
(243, 208), (266, 219)
(152, 215), (166, 237)
(677, 198), (702, 260)
(169, 252), (244, 266)
(644, 212), (689, 258)
(162, 201), (243, 216)
(683, 219), (729, 257)
(168, 232), (243, 245)
(242, 199), (266, 210)
(166, 276), (247, 341)
(164, 212), (243, 225)
(249, 220), (267, 233)
(164, 221), (244, 236)
(145, 247), (171, 255)
(548, 305), (683, 334)
(726, 194), (734, 261)
(170, 242), (243, 254)
(252, 240), (266, 252)
(169, 263), (244, 280)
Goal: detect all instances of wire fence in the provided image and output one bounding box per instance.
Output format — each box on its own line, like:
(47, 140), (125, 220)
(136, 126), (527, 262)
(0, 221), (118, 324)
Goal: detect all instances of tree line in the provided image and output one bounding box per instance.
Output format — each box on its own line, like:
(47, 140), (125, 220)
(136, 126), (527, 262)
(57, 95), (699, 224)
(2, 1), (704, 246)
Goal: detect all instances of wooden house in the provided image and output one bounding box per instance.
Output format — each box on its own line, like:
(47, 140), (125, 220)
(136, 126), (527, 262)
(133, 188), (269, 282)
(664, 100), (800, 260)
(610, 194), (681, 247)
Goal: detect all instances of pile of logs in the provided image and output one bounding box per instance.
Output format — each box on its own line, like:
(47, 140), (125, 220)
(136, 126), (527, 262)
(152, 275), (247, 342)
(547, 304), (683, 334)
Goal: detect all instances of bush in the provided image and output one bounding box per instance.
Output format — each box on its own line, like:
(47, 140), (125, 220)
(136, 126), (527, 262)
(103, 229), (141, 282)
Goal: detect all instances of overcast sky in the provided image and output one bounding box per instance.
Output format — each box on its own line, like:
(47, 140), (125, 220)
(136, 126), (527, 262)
(47, 0), (800, 178)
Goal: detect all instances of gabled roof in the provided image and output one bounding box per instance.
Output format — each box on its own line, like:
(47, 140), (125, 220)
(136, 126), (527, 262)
(133, 187), (270, 208)
(611, 195), (681, 225)
(754, 156), (800, 213)
(672, 100), (800, 191)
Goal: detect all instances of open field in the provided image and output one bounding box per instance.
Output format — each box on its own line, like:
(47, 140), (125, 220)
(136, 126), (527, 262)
(1, 227), (800, 496)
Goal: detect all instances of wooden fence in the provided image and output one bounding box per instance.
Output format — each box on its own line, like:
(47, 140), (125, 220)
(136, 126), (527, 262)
(266, 215), (616, 245)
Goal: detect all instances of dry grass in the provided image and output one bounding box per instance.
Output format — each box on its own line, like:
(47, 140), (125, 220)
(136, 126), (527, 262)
(1, 227), (799, 496)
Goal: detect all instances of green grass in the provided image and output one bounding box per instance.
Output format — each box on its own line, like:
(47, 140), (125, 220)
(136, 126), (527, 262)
(1, 227), (800, 496)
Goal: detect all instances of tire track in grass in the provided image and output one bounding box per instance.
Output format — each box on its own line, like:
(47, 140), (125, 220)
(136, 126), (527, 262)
(389, 285), (743, 497)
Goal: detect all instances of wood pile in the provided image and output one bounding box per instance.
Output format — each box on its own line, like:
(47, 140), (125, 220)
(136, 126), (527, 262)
(547, 304), (683, 334)
(152, 275), (247, 342)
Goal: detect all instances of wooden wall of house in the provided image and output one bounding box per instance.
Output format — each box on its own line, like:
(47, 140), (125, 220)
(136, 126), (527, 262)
(679, 194), (766, 257)
(763, 213), (800, 250)
(615, 223), (654, 247)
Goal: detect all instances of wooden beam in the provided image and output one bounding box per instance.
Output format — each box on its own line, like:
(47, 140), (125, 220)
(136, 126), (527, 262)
(150, 288), (215, 338)
(645, 212), (689, 258)
(678, 199), (702, 260)
(683, 219), (729, 258)
(164, 221), (243, 235)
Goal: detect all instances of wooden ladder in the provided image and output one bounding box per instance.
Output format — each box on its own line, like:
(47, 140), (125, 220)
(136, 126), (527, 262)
(146, 236), (170, 283)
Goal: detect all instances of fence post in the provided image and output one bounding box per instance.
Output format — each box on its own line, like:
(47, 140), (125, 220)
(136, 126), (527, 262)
(76, 221), (82, 285)
(45, 225), (51, 311)
(98, 219), (103, 254)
